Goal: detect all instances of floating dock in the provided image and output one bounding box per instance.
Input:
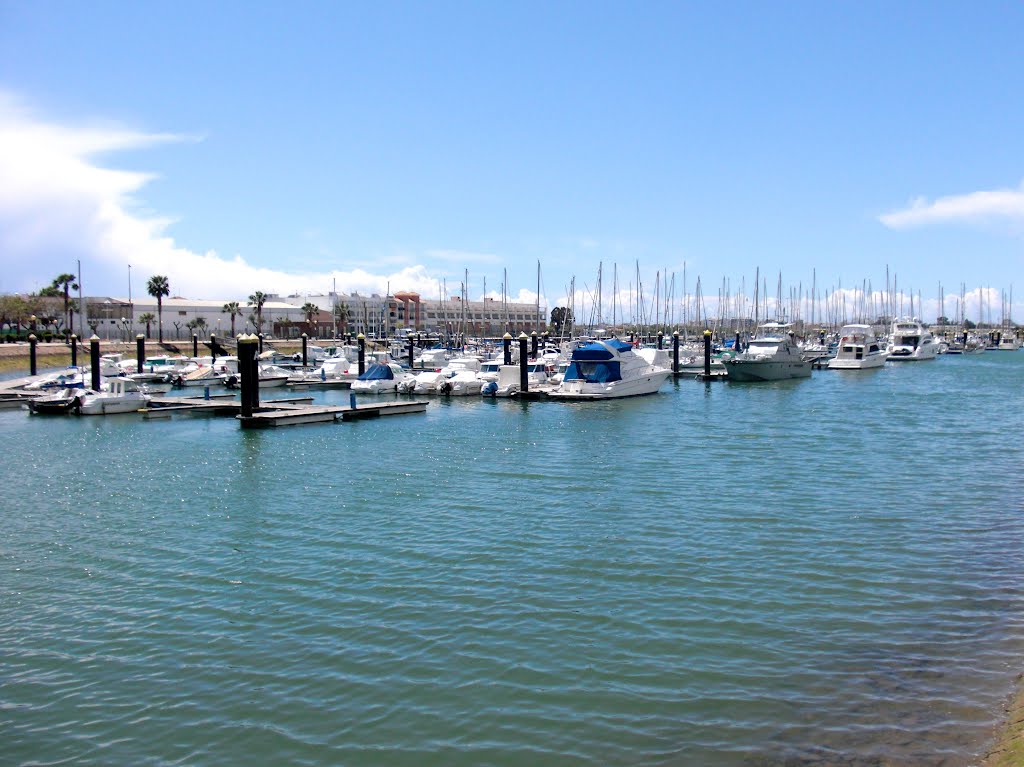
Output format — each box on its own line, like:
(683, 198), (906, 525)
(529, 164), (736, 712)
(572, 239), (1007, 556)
(145, 394), (428, 428)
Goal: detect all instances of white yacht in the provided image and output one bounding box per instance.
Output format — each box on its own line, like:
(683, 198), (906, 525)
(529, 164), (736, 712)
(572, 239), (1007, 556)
(827, 324), (886, 370)
(722, 323), (812, 382)
(886, 319), (938, 361)
(547, 339), (671, 400)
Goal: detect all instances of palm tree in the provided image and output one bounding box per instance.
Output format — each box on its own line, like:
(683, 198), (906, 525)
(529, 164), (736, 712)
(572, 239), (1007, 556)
(138, 312), (156, 337)
(147, 275), (170, 342)
(39, 273), (78, 336)
(301, 302), (319, 334)
(248, 291), (267, 334)
(222, 301), (242, 336)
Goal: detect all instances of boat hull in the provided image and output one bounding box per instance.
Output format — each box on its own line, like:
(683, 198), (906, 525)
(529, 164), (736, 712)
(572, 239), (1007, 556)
(723, 359), (812, 382)
(827, 354), (886, 370)
(548, 370), (671, 400)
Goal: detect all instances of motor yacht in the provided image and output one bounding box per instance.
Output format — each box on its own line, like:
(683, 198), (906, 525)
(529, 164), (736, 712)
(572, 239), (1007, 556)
(886, 318), (938, 361)
(547, 339), (671, 400)
(827, 324), (886, 370)
(722, 322), (812, 382)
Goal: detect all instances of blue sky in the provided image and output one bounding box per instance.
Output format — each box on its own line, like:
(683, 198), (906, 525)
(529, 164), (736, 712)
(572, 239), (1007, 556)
(2, 1), (1023, 323)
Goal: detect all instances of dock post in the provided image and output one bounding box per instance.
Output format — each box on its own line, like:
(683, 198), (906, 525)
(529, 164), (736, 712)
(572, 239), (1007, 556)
(408, 337), (415, 369)
(238, 334), (256, 418)
(29, 334), (37, 376)
(258, 334), (264, 355)
(703, 329), (712, 378)
(673, 331), (680, 374)
(350, 392), (357, 410)
(204, 385), (210, 401)
(192, 334), (198, 358)
(301, 333), (308, 368)
(357, 333), (366, 376)
(70, 334), (77, 367)
(531, 331), (538, 358)
(136, 334), (146, 373)
(519, 333), (529, 394)
(210, 334), (217, 365)
(503, 332), (512, 365)
(90, 335), (101, 390)
(658, 331), (664, 350)
(735, 332), (741, 354)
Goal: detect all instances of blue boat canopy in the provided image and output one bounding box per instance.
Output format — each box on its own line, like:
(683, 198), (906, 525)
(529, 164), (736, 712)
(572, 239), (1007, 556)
(357, 363), (394, 381)
(563, 360), (622, 383)
(570, 339), (632, 360)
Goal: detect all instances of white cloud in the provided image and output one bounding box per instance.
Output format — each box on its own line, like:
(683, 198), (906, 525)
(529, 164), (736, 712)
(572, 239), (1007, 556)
(880, 182), (1024, 229)
(0, 93), (475, 302)
(425, 248), (501, 265)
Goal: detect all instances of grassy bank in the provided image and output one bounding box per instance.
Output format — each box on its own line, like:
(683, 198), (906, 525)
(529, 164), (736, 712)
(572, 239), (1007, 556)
(984, 680), (1024, 766)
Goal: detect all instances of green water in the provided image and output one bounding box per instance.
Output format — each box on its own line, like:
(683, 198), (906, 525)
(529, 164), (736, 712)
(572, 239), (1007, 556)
(2, 354), (1023, 765)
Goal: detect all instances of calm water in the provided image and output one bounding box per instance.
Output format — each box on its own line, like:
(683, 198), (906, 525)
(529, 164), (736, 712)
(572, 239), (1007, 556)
(2, 353), (1023, 766)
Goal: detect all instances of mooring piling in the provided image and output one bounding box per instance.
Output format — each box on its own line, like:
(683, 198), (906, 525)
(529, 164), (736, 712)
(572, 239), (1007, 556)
(519, 333), (529, 394)
(90, 335), (101, 390)
(136, 334), (146, 372)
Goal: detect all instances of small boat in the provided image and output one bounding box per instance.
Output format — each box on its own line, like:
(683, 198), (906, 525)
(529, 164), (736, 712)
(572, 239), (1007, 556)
(401, 369), (452, 395)
(75, 378), (151, 415)
(722, 323), (812, 382)
(27, 387), (82, 414)
(827, 324), (886, 370)
(23, 367), (87, 391)
(547, 339), (671, 400)
(174, 365), (226, 388)
(350, 362), (414, 394)
(886, 318), (939, 361)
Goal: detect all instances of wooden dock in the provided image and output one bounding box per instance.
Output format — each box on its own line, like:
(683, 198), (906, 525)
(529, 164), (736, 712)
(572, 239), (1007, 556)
(145, 394), (428, 427)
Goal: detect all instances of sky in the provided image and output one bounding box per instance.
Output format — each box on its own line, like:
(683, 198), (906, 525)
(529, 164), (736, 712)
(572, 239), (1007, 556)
(1, 1), (1023, 324)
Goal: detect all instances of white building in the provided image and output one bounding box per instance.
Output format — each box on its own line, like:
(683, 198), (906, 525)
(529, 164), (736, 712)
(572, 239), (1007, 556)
(84, 290), (547, 341)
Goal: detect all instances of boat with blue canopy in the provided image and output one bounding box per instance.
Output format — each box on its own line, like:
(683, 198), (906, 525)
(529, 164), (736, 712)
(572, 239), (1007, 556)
(547, 339), (671, 400)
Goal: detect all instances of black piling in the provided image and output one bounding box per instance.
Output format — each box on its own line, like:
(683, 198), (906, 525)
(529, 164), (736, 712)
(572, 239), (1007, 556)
(518, 333), (529, 394)
(658, 331), (664, 350)
(408, 337), (415, 369)
(70, 334), (78, 367)
(136, 334), (146, 373)
(210, 334), (217, 365)
(531, 331), (538, 358)
(28, 334), (37, 376)
(238, 334), (257, 418)
(192, 334), (199, 358)
(357, 333), (366, 376)
(258, 334), (264, 355)
(301, 333), (308, 368)
(90, 335), (101, 391)
(672, 331), (680, 374)
(503, 333), (512, 365)
(703, 330), (712, 378)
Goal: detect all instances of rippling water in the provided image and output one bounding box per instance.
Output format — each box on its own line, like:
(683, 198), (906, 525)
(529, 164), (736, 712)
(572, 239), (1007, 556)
(2, 353), (1024, 766)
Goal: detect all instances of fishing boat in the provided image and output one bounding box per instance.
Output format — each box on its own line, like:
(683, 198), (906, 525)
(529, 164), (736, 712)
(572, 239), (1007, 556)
(886, 318), (938, 361)
(547, 339), (671, 400)
(827, 324), (886, 370)
(75, 378), (151, 415)
(721, 323), (812, 382)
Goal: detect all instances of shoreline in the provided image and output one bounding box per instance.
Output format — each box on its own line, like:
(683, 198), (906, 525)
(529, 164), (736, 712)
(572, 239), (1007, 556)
(983, 676), (1024, 766)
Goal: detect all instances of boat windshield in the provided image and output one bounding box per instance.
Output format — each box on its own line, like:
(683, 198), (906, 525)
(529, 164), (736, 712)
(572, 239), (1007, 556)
(563, 361), (621, 383)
